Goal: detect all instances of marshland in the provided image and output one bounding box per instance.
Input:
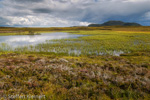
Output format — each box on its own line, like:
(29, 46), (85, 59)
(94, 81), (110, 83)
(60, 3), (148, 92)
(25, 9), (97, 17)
(0, 26), (150, 100)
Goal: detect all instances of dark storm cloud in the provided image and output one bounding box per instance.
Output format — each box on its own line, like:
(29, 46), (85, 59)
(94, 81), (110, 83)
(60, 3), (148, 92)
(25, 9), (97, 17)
(54, 0), (68, 3)
(12, 0), (43, 3)
(0, 0), (150, 26)
(0, 17), (10, 26)
(33, 8), (52, 13)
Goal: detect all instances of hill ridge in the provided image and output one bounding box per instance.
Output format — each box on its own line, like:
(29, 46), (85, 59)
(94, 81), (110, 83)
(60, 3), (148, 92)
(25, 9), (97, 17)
(88, 20), (141, 27)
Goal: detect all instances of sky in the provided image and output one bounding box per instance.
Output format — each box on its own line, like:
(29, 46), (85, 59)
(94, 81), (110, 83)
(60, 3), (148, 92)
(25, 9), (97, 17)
(0, 0), (150, 27)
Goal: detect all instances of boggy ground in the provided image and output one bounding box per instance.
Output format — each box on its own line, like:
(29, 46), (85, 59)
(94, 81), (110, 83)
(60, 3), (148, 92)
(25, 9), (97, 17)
(0, 52), (150, 100)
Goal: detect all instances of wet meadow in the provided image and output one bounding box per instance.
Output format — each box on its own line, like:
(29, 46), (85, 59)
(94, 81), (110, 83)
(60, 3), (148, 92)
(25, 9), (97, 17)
(0, 26), (150, 99)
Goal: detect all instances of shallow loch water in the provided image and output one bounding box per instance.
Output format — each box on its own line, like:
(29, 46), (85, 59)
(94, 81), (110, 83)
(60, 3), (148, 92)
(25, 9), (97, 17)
(0, 32), (83, 48)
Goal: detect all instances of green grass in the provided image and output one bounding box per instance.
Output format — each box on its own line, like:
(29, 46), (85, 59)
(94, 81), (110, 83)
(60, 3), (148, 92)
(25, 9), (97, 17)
(5, 30), (148, 56)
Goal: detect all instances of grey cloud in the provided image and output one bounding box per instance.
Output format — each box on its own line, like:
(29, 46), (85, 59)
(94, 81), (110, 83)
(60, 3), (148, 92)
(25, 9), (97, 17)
(0, 0), (150, 26)
(79, 0), (150, 23)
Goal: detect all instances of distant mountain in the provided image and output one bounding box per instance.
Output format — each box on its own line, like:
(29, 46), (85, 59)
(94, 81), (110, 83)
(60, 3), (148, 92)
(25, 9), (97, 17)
(123, 22), (141, 26)
(88, 21), (142, 27)
(102, 21), (125, 26)
(88, 24), (102, 27)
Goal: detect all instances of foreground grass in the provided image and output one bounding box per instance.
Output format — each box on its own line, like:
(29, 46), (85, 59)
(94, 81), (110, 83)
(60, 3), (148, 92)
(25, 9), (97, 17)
(0, 53), (150, 99)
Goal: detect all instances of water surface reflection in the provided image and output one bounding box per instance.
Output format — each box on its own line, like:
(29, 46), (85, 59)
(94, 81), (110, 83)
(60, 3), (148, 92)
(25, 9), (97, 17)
(0, 32), (83, 47)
